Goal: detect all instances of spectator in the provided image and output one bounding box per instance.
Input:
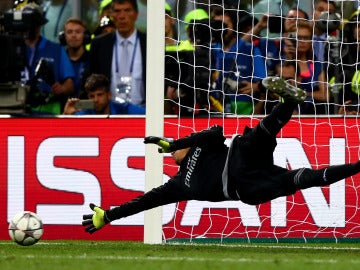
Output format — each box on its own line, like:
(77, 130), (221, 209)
(252, 0), (298, 38)
(168, 0), (198, 41)
(89, 0), (146, 107)
(330, 10), (360, 115)
(242, 8), (309, 76)
(63, 73), (145, 115)
(312, 0), (337, 63)
(164, 8), (214, 116)
(211, 6), (266, 115)
(284, 7), (310, 33)
(60, 18), (91, 98)
(98, 0), (112, 19)
(93, 15), (116, 37)
(275, 61), (302, 88)
(18, 3), (75, 115)
(248, 7), (310, 38)
(337, 100), (359, 116)
(165, 1), (177, 52)
(252, 7), (310, 38)
(164, 2), (179, 114)
(284, 21), (329, 114)
(41, 0), (72, 43)
(89, 15), (116, 52)
(177, 8), (209, 51)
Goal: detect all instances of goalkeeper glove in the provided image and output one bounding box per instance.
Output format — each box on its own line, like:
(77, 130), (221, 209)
(82, 203), (110, 234)
(144, 136), (173, 153)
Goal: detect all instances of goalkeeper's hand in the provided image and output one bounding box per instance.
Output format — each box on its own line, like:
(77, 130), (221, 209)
(82, 203), (110, 234)
(144, 136), (173, 153)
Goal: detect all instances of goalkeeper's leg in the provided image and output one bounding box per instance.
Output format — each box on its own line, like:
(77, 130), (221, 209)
(239, 163), (360, 205)
(258, 101), (295, 137)
(261, 76), (307, 104)
(256, 77), (306, 137)
(293, 162), (360, 190)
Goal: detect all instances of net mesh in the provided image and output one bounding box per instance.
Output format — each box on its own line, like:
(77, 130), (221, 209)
(162, 0), (360, 242)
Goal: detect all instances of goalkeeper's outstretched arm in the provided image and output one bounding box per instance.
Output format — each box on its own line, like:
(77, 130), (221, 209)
(83, 125), (226, 233)
(82, 176), (187, 234)
(144, 125), (225, 153)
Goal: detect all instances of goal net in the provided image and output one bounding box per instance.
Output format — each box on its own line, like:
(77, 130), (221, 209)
(156, 0), (360, 243)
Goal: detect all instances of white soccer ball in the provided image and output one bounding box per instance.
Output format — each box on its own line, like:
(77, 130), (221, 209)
(8, 211), (44, 246)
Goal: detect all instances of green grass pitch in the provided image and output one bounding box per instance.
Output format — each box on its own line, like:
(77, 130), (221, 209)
(1, 240), (360, 270)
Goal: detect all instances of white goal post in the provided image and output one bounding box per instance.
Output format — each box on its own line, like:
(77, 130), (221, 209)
(144, 0), (165, 244)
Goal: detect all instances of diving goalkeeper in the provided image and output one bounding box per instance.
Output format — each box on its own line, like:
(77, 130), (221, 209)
(83, 77), (360, 234)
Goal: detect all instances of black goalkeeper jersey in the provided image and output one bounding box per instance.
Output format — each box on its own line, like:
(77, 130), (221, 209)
(88, 101), (360, 229)
(107, 125), (229, 221)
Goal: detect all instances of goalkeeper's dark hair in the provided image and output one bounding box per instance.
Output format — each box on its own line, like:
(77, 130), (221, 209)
(84, 74), (110, 93)
(111, 0), (138, 12)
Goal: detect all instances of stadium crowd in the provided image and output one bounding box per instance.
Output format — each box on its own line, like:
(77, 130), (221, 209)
(1, 0), (360, 116)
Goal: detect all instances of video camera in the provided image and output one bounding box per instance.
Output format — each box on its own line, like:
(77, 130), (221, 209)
(0, 4), (47, 83)
(1, 3), (48, 32)
(0, 4), (52, 113)
(0, 33), (26, 83)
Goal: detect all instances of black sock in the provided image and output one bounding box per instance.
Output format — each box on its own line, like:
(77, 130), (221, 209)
(323, 162), (360, 185)
(295, 162), (360, 189)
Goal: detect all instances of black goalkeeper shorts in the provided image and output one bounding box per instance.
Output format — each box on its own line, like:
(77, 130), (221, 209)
(226, 124), (298, 205)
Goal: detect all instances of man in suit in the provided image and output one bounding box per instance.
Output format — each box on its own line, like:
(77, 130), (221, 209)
(89, 0), (146, 107)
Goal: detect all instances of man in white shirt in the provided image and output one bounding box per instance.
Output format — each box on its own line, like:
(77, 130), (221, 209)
(89, 0), (146, 107)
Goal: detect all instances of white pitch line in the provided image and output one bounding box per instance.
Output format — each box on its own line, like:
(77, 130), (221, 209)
(2, 241), (360, 251)
(0, 254), (357, 264)
(168, 242), (360, 251)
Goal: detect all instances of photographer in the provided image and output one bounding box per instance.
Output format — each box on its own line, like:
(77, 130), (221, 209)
(330, 10), (360, 115)
(211, 6), (266, 115)
(165, 9), (215, 116)
(15, 3), (75, 115)
(241, 8), (309, 76)
(312, 0), (337, 62)
(252, 0), (299, 39)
